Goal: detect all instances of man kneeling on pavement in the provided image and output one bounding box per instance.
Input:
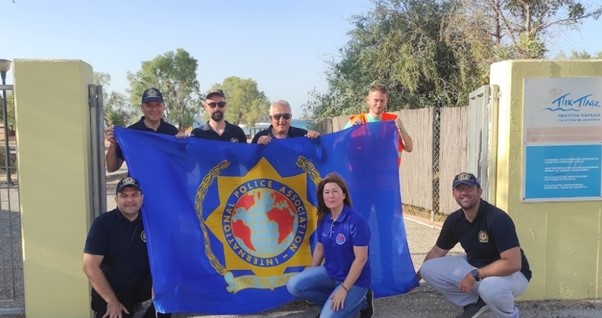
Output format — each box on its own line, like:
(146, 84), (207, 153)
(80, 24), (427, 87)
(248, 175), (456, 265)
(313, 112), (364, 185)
(417, 172), (531, 318)
(83, 177), (170, 318)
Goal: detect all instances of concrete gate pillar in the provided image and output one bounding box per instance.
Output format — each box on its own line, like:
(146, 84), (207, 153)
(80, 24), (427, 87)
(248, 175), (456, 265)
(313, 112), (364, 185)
(14, 60), (93, 317)
(490, 60), (602, 300)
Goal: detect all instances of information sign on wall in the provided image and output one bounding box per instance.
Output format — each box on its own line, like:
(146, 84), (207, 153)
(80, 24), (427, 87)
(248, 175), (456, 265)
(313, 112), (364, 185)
(523, 77), (602, 201)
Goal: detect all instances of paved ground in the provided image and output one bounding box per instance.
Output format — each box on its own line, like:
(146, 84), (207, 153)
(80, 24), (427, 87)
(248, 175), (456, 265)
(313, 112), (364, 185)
(1, 173), (601, 317)
(102, 174), (602, 318)
(166, 215), (602, 318)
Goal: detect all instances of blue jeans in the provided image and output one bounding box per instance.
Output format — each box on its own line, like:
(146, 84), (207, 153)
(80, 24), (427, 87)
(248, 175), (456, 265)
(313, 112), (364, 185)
(287, 266), (368, 318)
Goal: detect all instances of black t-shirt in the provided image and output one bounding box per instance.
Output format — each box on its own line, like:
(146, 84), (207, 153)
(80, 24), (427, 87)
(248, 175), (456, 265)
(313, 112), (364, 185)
(436, 200), (532, 281)
(190, 121), (247, 143)
(116, 117), (179, 160)
(84, 209), (151, 305)
(250, 125), (308, 143)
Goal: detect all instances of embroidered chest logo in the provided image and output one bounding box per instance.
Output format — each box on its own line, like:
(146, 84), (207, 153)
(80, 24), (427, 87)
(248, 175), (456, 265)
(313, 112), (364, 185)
(336, 233), (346, 245)
(478, 230), (489, 243)
(140, 230), (146, 243)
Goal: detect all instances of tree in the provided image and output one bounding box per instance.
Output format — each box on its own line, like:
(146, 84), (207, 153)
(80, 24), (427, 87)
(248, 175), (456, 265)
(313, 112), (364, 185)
(469, 0), (602, 59)
(2, 91), (15, 133)
(303, 0), (601, 122)
(105, 92), (132, 127)
(554, 50), (602, 59)
(127, 48), (202, 131)
(304, 0), (487, 123)
(93, 72), (133, 127)
(210, 77), (270, 127)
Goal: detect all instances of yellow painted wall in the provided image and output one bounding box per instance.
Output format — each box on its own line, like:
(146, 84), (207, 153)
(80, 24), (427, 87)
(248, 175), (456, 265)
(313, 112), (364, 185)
(490, 60), (602, 300)
(14, 60), (93, 317)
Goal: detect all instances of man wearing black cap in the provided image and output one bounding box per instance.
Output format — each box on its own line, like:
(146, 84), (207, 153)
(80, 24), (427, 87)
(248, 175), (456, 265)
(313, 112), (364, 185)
(416, 173), (531, 318)
(187, 89), (247, 142)
(105, 87), (179, 172)
(83, 177), (168, 318)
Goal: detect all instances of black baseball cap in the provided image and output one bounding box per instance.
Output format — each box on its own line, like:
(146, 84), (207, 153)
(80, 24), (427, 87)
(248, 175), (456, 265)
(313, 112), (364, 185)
(141, 87), (164, 104)
(116, 177), (142, 194)
(452, 172), (480, 188)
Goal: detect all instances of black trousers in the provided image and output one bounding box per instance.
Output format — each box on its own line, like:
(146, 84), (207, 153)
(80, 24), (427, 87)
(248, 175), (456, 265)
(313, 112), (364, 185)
(93, 302), (171, 318)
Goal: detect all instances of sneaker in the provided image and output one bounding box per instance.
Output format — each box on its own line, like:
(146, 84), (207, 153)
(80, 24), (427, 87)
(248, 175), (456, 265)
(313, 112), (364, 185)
(457, 297), (488, 318)
(359, 289), (374, 318)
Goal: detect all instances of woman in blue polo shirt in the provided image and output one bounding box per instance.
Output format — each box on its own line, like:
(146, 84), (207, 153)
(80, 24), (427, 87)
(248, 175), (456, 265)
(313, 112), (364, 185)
(287, 173), (372, 318)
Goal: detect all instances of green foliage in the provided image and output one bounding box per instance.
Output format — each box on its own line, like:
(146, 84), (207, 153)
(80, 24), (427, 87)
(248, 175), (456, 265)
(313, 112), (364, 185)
(93, 72), (135, 127)
(210, 76), (270, 127)
(105, 91), (132, 126)
(304, 0), (492, 123)
(554, 50), (602, 59)
(304, 0), (602, 121)
(494, 0), (601, 58)
(127, 48), (202, 131)
(1, 91), (15, 132)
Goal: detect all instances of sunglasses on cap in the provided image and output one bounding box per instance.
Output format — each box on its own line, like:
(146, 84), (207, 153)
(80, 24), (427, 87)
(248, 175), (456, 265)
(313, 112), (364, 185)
(207, 101), (226, 109)
(271, 113), (292, 120)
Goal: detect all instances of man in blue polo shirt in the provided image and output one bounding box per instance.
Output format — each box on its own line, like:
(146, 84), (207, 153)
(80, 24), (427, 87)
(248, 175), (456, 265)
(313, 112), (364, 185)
(104, 87), (179, 172)
(83, 177), (168, 318)
(417, 173), (531, 318)
(251, 99), (319, 144)
(188, 89), (247, 142)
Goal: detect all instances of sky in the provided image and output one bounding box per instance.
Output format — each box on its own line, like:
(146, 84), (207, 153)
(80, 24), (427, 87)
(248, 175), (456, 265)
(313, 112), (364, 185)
(2, 0), (601, 115)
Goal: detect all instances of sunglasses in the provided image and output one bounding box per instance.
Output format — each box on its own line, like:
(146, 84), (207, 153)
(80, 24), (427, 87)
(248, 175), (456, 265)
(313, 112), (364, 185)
(271, 113), (292, 120)
(207, 101), (226, 109)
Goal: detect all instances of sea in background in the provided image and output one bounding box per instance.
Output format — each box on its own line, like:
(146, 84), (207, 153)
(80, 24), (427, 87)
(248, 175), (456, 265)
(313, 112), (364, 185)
(192, 118), (310, 138)
(291, 119), (308, 130)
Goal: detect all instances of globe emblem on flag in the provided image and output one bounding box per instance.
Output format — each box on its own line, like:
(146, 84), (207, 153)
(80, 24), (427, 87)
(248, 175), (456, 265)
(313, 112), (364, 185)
(229, 188), (298, 258)
(221, 178), (308, 267)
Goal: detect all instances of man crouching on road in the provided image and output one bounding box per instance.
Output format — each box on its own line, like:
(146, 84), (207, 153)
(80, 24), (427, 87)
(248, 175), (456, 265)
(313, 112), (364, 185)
(83, 177), (169, 318)
(417, 173), (531, 318)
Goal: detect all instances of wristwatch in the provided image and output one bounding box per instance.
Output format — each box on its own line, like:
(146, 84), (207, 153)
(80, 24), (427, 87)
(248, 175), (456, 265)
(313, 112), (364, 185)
(470, 269), (481, 281)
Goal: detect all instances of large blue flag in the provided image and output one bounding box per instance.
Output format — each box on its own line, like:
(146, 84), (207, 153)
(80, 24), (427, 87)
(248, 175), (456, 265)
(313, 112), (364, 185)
(116, 121), (418, 314)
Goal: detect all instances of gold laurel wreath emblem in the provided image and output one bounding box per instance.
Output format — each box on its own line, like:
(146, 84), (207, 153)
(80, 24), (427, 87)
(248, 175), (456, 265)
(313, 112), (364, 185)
(194, 156), (321, 289)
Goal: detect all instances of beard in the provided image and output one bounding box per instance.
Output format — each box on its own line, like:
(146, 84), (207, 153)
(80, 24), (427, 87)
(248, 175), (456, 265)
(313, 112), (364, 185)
(211, 111), (224, 122)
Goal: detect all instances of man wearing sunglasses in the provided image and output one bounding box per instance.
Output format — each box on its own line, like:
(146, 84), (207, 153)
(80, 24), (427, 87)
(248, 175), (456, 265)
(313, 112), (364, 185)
(104, 87), (179, 172)
(187, 90), (247, 143)
(251, 100), (320, 144)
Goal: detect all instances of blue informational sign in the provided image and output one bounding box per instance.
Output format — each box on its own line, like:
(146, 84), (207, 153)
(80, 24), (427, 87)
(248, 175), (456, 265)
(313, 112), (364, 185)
(524, 145), (602, 201)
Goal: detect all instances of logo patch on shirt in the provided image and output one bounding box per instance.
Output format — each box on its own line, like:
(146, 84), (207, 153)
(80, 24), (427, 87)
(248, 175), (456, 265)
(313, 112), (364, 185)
(230, 138), (240, 142)
(478, 230), (489, 243)
(141, 230), (147, 243)
(336, 233), (346, 245)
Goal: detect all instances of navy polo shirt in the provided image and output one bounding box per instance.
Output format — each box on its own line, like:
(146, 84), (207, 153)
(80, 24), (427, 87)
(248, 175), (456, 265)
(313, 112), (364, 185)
(190, 121), (247, 143)
(436, 200), (532, 281)
(250, 125), (308, 143)
(116, 117), (179, 160)
(84, 209), (151, 296)
(317, 205), (371, 288)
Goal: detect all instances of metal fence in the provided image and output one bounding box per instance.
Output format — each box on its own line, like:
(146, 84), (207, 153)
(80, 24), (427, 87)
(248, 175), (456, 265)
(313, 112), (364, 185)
(0, 82), (24, 316)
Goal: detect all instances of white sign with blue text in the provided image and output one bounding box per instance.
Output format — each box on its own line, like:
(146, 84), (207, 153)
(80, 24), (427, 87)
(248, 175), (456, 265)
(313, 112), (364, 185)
(523, 77), (602, 201)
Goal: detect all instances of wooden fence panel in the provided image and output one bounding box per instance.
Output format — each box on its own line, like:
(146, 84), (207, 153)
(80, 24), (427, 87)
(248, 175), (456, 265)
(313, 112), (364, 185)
(323, 105), (469, 217)
(438, 106), (469, 214)
(395, 109), (434, 211)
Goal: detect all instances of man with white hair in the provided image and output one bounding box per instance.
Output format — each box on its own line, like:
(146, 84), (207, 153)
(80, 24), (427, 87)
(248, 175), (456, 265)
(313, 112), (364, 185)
(251, 100), (320, 144)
